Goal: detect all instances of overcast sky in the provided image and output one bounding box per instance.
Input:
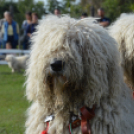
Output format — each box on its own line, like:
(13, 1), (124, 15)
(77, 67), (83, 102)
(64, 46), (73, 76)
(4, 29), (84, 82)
(11, 0), (80, 5)
(35, 0), (80, 5)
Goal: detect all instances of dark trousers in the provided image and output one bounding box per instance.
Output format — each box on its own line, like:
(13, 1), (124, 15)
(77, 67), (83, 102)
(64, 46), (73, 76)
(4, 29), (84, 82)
(4, 36), (18, 49)
(23, 38), (30, 50)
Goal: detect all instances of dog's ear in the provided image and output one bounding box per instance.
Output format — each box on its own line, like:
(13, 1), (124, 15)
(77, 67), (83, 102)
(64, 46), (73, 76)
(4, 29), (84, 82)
(79, 25), (124, 134)
(25, 57), (39, 101)
(25, 50), (47, 102)
(80, 24), (122, 107)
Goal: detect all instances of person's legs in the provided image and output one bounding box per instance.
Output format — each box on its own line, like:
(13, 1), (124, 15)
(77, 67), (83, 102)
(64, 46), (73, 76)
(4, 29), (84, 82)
(0, 38), (3, 48)
(6, 42), (12, 49)
(23, 39), (28, 50)
(0, 41), (2, 48)
(7, 36), (14, 48)
(24, 37), (30, 50)
(12, 40), (18, 49)
(0, 41), (7, 56)
(7, 36), (18, 49)
(3, 41), (7, 48)
(27, 38), (31, 49)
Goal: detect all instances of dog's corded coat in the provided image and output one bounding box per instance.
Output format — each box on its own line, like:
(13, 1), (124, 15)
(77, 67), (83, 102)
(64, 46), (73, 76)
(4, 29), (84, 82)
(109, 13), (134, 88)
(25, 16), (134, 134)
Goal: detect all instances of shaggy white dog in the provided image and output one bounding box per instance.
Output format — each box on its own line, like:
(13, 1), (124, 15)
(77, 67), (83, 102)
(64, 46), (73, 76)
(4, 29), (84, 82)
(5, 55), (29, 73)
(25, 16), (134, 134)
(109, 14), (134, 88)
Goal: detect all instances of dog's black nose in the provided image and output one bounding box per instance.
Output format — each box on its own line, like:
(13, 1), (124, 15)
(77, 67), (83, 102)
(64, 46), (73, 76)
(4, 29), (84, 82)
(51, 60), (64, 72)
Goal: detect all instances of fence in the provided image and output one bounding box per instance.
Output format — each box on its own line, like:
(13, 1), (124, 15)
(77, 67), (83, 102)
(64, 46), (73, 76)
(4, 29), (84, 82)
(0, 49), (30, 65)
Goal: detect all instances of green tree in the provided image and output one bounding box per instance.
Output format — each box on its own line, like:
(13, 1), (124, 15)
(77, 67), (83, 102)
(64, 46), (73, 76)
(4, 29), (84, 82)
(103, 0), (133, 21)
(47, 0), (91, 18)
(47, 0), (63, 13)
(130, 3), (134, 12)
(61, 0), (82, 18)
(0, 0), (45, 27)
(17, 0), (45, 26)
(0, 1), (19, 19)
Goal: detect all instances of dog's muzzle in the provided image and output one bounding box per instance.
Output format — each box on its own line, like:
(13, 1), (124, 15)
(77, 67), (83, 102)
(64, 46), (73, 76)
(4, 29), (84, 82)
(50, 59), (65, 72)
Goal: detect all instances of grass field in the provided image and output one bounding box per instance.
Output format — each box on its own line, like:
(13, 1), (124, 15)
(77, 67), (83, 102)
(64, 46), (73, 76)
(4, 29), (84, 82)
(0, 65), (29, 134)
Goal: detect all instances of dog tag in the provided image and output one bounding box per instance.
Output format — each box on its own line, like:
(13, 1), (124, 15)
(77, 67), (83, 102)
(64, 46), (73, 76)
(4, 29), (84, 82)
(70, 112), (79, 123)
(44, 115), (54, 122)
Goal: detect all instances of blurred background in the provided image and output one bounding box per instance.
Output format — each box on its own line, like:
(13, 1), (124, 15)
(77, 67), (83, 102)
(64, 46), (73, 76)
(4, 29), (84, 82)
(0, 0), (134, 26)
(0, 0), (134, 134)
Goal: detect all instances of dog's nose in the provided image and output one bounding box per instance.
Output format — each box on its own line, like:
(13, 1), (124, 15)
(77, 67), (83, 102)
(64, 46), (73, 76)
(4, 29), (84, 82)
(51, 60), (64, 72)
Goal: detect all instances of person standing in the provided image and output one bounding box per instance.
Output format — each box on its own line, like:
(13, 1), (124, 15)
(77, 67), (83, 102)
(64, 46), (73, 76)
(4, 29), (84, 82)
(54, 9), (61, 17)
(26, 13), (38, 48)
(81, 13), (88, 19)
(2, 12), (19, 49)
(21, 12), (32, 50)
(0, 11), (9, 48)
(26, 13), (38, 37)
(97, 8), (110, 27)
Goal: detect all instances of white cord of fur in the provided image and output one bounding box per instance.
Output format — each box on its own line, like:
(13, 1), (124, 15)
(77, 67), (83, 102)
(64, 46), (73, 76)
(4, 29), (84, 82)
(25, 16), (134, 134)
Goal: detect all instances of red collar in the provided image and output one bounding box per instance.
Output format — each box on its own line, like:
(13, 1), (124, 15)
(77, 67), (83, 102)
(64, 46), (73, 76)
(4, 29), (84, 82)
(41, 106), (96, 134)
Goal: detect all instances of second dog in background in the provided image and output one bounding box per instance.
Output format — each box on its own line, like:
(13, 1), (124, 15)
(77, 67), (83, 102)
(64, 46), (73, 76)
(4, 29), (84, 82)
(5, 55), (29, 73)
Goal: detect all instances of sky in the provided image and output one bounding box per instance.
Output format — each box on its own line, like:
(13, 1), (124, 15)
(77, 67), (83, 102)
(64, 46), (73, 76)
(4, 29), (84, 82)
(35, 0), (81, 5)
(10, 0), (80, 5)
(35, 0), (80, 3)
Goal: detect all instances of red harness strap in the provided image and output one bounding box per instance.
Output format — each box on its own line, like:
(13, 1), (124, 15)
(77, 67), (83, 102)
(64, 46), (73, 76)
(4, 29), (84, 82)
(41, 122), (49, 134)
(80, 106), (95, 134)
(41, 106), (95, 134)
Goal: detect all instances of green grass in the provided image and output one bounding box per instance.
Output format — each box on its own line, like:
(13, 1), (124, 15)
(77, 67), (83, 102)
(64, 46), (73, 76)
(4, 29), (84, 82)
(0, 65), (29, 134)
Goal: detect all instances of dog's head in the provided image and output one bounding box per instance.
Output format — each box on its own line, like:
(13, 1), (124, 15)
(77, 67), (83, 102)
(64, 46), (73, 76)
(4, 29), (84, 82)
(42, 27), (84, 91)
(5, 55), (14, 63)
(26, 16), (122, 107)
